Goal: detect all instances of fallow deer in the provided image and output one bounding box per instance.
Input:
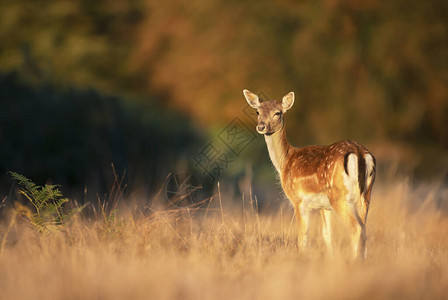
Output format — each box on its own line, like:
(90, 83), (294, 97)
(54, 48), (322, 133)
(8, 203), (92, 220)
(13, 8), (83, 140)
(243, 89), (376, 260)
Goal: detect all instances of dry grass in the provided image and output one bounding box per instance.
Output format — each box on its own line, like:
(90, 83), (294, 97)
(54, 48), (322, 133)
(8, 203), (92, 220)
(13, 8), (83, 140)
(1, 178), (447, 300)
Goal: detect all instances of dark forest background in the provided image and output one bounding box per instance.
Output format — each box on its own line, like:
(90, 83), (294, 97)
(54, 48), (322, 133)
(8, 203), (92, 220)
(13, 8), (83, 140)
(0, 0), (447, 203)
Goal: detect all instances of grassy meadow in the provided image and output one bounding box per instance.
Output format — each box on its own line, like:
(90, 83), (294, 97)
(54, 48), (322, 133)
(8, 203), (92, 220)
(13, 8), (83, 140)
(1, 1), (447, 299)
(0, 175), (447, 300)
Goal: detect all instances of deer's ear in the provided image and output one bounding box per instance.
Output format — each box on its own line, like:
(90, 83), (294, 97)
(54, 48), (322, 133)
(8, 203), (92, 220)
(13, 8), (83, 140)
(282, 92), (294, 112)
(243, 89), (260, 109)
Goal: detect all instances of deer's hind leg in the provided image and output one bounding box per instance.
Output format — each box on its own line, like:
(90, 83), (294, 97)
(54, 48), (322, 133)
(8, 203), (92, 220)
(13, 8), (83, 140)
(333, 152), (368, 260)
(332, 199), (366, 260)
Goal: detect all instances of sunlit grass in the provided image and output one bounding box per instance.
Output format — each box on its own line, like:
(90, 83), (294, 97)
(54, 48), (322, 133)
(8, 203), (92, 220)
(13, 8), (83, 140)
(0, 178), (447, 299)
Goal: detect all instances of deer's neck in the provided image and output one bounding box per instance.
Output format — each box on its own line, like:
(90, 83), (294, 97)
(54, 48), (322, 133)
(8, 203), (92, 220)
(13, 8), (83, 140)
(264, 127), (291, 175)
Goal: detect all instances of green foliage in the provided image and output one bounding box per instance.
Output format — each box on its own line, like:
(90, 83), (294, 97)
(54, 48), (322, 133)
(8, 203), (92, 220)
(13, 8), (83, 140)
(9, 172), (86, 234)
(133, 0), (448, 147)
(0, 73), (200, 194)
(0, 0), (446, 182)
(0, 0), (144, 94)
(98, 209), (126, 240)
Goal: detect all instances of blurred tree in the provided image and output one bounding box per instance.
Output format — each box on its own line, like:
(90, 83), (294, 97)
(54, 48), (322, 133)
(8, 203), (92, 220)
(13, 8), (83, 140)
(133, 0), (448, 149)
(0, 0), (144, 93)
(0, 72), (200, 197)
(0, 0), (447, 181)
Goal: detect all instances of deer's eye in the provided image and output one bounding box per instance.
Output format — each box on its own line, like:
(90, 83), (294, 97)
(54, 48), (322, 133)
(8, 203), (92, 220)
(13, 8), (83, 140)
(274, 111), (282, 116)
(256, 111), (259, 115)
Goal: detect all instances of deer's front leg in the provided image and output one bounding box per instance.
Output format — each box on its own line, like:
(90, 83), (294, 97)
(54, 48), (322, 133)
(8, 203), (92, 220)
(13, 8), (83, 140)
(320, 209), (334, 256)
(294, 202), (310, 252)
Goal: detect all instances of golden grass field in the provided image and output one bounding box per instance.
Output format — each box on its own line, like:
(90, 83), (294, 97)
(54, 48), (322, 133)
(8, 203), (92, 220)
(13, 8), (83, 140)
(1, 177), (447, 300)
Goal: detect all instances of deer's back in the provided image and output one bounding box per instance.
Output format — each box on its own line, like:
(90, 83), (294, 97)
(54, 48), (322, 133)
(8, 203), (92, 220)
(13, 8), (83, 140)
(281, 140), (373, 206)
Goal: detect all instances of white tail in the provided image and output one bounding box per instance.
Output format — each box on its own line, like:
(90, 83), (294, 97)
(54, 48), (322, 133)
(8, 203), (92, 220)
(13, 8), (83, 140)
(243, 89), (376, 260)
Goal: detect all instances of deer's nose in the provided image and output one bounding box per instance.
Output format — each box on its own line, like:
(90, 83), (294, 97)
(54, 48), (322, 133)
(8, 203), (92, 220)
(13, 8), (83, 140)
(257, 123), (266, 133)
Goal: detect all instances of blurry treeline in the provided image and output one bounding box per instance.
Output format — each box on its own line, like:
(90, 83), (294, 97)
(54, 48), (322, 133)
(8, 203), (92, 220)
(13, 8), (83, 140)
(0, 0), (447, 189)
(134, 0), (448, 149)
(0, 72), (199, 196)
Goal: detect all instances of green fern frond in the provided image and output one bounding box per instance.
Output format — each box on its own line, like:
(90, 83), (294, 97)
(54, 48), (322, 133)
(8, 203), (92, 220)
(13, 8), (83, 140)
(9, 172), (86, 234)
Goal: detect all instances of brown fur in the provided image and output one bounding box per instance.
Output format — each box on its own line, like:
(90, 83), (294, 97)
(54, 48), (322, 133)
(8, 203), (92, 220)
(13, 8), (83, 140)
(281, 139), (373, 205)
(243, 90), (376, 260)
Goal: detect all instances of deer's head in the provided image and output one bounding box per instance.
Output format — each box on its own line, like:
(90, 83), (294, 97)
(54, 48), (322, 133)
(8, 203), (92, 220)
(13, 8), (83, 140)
(243, 89), (294, 135)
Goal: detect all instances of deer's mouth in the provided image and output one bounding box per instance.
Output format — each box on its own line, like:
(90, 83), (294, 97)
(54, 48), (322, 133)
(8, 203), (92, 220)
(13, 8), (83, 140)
(256, 128), (275, 136)
(257, 123), (279, 135)
(256, 123), (279, 135)
(256, 123), (269, 135)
